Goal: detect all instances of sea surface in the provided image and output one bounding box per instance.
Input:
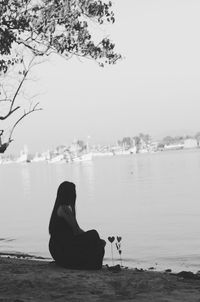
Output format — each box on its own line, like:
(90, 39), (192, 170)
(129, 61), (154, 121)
(1, 149), (200, 272)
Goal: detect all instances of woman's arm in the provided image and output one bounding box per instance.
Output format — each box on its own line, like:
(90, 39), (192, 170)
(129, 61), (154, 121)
(57, 205), (84, 236)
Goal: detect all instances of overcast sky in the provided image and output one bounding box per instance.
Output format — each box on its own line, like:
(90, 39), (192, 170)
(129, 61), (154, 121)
(8, 0), (200, 153)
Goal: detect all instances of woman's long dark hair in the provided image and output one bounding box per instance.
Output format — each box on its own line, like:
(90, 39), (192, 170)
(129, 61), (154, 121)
(49, 181), (76, 235)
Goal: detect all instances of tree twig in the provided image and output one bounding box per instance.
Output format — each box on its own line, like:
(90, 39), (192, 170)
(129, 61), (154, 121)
(8, 102), (42, 143)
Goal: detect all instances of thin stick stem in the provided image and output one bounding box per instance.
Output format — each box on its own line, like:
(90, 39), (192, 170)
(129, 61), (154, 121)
(120, 255), (122, 267)
(111, 243), (114, 266)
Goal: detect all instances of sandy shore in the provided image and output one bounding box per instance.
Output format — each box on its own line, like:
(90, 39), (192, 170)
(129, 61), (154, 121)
(1, 257), (200, 302)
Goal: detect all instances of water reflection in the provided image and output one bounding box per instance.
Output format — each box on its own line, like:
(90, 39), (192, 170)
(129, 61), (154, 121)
(53, 163), (68, 181)
(20, 165), (31, 199)
(78, 162), (95, 199)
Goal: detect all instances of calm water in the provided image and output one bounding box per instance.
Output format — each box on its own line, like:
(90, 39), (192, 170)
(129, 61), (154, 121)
(1, 149), (200, 272)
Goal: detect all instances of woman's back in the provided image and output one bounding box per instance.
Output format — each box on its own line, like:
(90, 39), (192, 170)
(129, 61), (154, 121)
(50, 215), (73, 242)
(48, 181), (105, 270)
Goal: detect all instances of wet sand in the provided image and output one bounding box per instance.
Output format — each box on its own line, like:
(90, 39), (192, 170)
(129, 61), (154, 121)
(1, 257), (200, 301)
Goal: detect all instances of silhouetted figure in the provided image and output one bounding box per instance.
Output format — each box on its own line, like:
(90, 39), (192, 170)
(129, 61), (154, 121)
(49, 181), (106, 270)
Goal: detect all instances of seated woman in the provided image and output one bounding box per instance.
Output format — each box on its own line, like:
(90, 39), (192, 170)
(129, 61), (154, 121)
(49, 181), (106, 270)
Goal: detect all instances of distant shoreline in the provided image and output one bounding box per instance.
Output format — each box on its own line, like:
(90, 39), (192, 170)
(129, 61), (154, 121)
(0, 251), (199, 275)
(1, 146), (200, 165)
(0, 251), (50, 261)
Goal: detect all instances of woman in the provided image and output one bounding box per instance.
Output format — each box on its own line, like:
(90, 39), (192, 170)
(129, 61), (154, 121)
(49, 181), (106, 270)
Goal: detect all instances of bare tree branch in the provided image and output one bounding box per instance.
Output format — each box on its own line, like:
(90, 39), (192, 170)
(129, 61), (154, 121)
(0, 55), (36, 120)
(0, 0), (121, 153)
(0, 98), (12, 103)
(0, 106), (20, 120)
(8, 102), (42, 143)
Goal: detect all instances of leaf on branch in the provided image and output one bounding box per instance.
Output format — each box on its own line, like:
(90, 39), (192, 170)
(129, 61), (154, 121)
(1, 0), (121, 71)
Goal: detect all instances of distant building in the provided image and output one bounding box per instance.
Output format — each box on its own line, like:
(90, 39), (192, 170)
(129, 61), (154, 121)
(183, 139), (198, 149)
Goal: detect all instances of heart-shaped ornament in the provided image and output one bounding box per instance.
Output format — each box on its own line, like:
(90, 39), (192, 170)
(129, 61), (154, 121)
(108, 236), (115, 243)
(117, 236), (122, 242)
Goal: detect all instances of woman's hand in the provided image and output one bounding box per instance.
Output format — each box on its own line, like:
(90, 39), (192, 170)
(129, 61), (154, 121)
(57, 205), (73, 218)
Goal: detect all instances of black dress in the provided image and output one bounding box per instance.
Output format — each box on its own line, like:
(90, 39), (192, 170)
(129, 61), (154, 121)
(49, 216), (105, 270)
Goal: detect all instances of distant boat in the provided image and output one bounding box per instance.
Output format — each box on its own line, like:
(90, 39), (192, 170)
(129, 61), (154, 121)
(32, 154), (46, 162)
(72, 153), (92, 162)
(16, 153), (28, 163)
(114, 150), (131, 155)
(48, 154), (65, 163)
(16, 145), (29, 163)
(92, 151), (113, 157)
(130, 147), (137, 154)
(1, 158), (13, 164)
(138, 149), (148, 154)
(164, 144), (184, 150)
